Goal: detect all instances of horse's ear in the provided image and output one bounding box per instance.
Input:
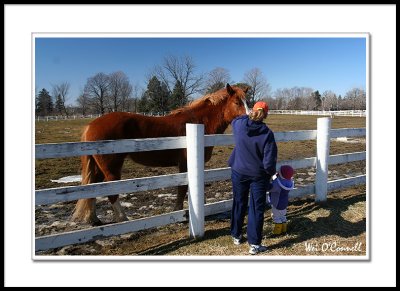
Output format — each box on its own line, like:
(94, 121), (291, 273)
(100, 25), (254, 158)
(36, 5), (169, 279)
(243, 86), (249, 94)
(226, 83), (235, 95)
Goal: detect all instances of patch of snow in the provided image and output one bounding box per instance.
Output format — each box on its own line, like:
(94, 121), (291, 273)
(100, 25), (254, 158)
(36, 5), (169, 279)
(50, 175), (82, 183)
(157, 193), (173, 198)
(121, 202), (133, 207)
(335, 137), (365, 144)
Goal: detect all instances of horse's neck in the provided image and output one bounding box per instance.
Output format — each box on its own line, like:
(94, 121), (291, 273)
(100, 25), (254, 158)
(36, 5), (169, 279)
(191, 103), (229, 134)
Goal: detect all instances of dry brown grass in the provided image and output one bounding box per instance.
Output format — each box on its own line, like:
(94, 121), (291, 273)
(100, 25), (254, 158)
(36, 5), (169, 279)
(36, 185), (366, 257)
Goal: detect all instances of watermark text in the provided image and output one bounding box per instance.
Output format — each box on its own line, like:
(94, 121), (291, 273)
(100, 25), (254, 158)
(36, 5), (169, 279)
(305, 241), (363, 253)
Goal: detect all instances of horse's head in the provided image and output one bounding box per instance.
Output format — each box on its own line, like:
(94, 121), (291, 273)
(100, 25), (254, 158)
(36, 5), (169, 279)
(223, 83), (250, 122)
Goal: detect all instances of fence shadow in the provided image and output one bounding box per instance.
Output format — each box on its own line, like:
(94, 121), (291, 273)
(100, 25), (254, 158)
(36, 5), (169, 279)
(264, 191), (366, 252)
(138, 191), (366, 255)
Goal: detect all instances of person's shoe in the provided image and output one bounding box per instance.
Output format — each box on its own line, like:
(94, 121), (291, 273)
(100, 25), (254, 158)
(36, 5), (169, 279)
(232, 234), (243, 245)
(248, 244), (267, 255)
(272, 223), (283, 235)
(281, 222), (287, 234)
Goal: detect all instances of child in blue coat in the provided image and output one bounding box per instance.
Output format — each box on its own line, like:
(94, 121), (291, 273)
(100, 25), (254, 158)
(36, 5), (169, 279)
(267, 165), (295, 235)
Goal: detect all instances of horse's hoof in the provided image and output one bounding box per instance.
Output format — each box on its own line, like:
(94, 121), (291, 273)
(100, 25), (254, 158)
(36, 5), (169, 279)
(173, 205), (184, 211)
(90, 219), (103, 226)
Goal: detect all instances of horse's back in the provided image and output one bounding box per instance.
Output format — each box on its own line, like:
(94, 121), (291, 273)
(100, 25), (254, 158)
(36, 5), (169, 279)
(83, 112), (185, 167)
(84, 112), (187, 141)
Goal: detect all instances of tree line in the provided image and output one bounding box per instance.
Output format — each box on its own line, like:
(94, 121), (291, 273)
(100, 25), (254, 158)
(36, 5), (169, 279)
(265, 87), (366, 111)
(35, 55), (366, 117)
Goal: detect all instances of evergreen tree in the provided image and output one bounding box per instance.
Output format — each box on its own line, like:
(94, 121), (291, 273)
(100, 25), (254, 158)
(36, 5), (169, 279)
(312, 90), (322, 110)
(143, 76), (170, 114)
(138, 93), (150, 113)
(170, 80), (186, 110)
(35, 88), (53, 116)
(55, 94), (64, 114)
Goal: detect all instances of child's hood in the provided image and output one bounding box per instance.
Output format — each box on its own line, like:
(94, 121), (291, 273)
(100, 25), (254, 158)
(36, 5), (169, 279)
(275, 174), (295, 190)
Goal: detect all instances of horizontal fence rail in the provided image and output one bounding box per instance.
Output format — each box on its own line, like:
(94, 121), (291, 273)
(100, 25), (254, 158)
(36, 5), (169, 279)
(35, 128), (366, 160)
(35, 137), (187, 159)
(35, 151), (365, 206)
(35, 121), (367, 252)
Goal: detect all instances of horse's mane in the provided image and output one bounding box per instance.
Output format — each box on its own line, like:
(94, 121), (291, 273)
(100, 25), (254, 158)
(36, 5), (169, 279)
(170, 87), (229, 115)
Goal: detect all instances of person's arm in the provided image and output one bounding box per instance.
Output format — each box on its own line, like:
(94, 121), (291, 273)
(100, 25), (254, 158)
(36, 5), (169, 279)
(268, 181), (280, 208)
(263, 132), (278, 176)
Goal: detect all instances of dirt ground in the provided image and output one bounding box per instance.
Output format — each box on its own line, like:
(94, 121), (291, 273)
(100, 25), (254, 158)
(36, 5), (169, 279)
(34, 114), (367, 257)
(35, 185), (366, 257)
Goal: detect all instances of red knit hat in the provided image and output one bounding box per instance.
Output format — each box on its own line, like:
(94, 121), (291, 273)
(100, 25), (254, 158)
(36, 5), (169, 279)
(252, 101), (269, 113)
(279, 165), (294, 180)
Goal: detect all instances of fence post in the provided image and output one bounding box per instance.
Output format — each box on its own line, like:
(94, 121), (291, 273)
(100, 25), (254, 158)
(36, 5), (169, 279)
(315, 117), (331, 203)
(186, 123), (205, 239)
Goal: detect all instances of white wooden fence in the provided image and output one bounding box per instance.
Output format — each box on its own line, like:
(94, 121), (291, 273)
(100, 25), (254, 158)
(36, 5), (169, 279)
(36, 112), (168, 121)
(36, 114), (102, 121)
(269, 110), (366, 117)
(35, 117), (366, 252)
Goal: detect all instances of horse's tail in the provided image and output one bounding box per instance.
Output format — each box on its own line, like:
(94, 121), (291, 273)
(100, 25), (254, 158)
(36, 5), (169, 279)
(71, 127), (100, 224)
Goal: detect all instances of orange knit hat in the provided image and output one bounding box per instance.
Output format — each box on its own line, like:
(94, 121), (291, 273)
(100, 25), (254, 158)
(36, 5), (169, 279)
(252, 101), (269, 113)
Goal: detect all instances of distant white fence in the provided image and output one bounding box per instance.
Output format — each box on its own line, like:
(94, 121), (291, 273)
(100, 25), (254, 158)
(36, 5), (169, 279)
(36, 112), (169, 121)
(269, 110), (366, 117)
(36, 114), (102, 121)
(34, 118), (366, 252)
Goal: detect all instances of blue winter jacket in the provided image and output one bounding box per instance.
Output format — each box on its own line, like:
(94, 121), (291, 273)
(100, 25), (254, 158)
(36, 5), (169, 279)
(268, 175), (295, 210)
(228, 115), (277, 177)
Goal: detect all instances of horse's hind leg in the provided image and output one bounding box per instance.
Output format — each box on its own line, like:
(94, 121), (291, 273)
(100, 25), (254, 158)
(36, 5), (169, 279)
(73, 197), (102, 226)
(95, 154), (128, 223)
(72, 164), (104, 225)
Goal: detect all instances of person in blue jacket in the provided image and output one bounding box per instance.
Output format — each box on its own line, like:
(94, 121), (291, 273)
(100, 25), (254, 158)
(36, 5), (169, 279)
(228, 101), (277, 255)
(267, 165), (295, 235)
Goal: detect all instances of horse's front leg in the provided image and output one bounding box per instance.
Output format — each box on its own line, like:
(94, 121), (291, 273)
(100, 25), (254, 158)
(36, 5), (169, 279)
(175, 185), (208, 210)
(101, 155), (128, 223)
(174, 185), (188, 210)
(108, 195), (128, 222)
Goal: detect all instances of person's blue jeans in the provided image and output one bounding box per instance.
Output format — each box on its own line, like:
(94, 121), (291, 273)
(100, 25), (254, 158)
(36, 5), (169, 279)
(230, 169), (269, 245)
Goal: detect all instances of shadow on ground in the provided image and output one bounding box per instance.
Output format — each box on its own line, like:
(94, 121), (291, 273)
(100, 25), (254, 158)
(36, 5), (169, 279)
(138, 190), (366, 255)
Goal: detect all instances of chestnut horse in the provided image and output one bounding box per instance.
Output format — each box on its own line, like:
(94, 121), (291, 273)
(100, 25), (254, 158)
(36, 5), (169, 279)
(72, 84), (249, 225)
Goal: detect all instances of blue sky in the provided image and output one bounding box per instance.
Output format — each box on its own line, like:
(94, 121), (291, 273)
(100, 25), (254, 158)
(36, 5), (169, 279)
(35, 37), (366, 105)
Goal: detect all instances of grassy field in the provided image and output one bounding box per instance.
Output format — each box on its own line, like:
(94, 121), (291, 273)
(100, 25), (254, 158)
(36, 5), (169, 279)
(34, 114), (367, 257)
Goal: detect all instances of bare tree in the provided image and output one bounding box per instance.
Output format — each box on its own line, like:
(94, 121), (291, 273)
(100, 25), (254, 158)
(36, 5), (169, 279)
(76, 89), (91, 116)
(52, 82), (70, 116)
(204, 67), (231, 94)
(243, 68), (271, 106)
(274, 88), (293, 110)
(129, 83), (142, 113)
(345, 88), (366, 110)
(84, 73), (110, 115)
(322, 90), (338, 111)
(108, 71), (133, 112)
(153, 55), (204, 106)
(273, 87), (315, 110)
